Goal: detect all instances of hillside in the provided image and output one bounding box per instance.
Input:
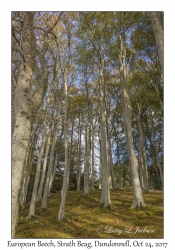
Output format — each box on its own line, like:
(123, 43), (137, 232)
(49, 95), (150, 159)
(15, 189), (163, 239)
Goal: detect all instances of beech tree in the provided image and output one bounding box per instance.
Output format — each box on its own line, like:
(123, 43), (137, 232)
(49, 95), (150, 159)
(12, 11), (163, 235)
(12, 12), (49, 237)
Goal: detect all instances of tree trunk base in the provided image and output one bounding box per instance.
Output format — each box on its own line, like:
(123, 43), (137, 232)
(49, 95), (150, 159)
(131, 199), (145, 209)
(100, 201), (111, 209)
(57, 215), (66, 221)
(41, 207), (47, 211)
(83, 191), (89, 195)
(26, 214), (37, 220)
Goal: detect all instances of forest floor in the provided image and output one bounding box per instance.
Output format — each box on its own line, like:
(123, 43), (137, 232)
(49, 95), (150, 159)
(15, 189), (163, 239)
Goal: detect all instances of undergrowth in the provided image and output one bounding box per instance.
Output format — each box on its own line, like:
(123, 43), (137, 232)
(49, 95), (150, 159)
(15, 189), (163, 238)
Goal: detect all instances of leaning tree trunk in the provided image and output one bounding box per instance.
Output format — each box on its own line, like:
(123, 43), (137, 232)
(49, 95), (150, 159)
(150, 12), (164, 78)
(98, 56), (111, 207)
(118, 29), (145, 208)
(48, 122), (63, 194)
(18, 145), (33, 205)
(49, 151), (59, 193)
(36, 124), (52, 202)
(41, 116), (59, 210)
(19, 118), (40, 205)
(27, 94), (50, 218)
(123, 88), (145, 208)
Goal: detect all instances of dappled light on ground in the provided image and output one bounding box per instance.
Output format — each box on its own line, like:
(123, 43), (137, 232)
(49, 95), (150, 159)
(16, 190), (163, 238)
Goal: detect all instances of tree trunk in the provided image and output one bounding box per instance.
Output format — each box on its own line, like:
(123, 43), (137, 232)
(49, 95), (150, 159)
(119, 30), (145, 208)
(76, 114), (82, 191)
(12, 12), (35, 237)
(145, 119), (162, 190)
(99, 56), (111, 207)
(27, 94), (50, 217)
(98, 169), (102, 189)
(106, 104), (117, 189)
(12, 12), (48, 237)
(49, 123), (64, 194)
(150, 12), (164, 78)
(123, 88), (145, 208)
(58, 68), (69, 220)
(41, 117), (59, 209)
(149, 110), (163, 189)
(18, 144), (34, 205)
(84, 108), (90, 195)
(67, 118), (74, 191)
(91, 123), (95, 190)
(48, 151), (59, 193)
(137, 113), (149, 192)
(36, 125), (52, 202)
(115, 129), (121, 189)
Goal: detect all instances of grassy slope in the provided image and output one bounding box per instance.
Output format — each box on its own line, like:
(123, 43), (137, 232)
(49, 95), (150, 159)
(16, 189), (163, 239)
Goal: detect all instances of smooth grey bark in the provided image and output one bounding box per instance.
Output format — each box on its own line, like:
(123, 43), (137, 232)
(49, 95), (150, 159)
(118, 29), (145, 208)
(98, 134), (102, 190)
(48, 151), (59, 193)
(122, 87), (145, 208)
(76, 114), (82, 191)
(58, 68), (69, 220)
(27, 94), (50, 217)
(67, 118), (74, 191)
(49, 127), (64, 193)
(84, 106), (90, 195)
(117, 161), (121, 189)
(98, 56), (111, 207)
(106, 103), (117, 189)
(98, 164), (102, 189)
(91, 122), (95, 190)
(150, 12), (164, 78)
(137, 112), (149, 192)
(36, 124), (52, 202)
(115, 131), (121, 189)
(18, 118), (40, 205)
(18, 144), (34, 205)
(41, 116), (59, 209)
(12, 12), (48, 237)
(18, 145), (30, 205)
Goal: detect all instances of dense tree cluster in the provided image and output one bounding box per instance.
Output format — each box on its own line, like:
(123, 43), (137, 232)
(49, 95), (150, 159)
(12, 11), (163, 237)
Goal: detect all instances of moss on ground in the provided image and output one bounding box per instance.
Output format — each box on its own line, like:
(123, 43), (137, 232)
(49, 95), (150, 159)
(15, 189), (163, 239)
